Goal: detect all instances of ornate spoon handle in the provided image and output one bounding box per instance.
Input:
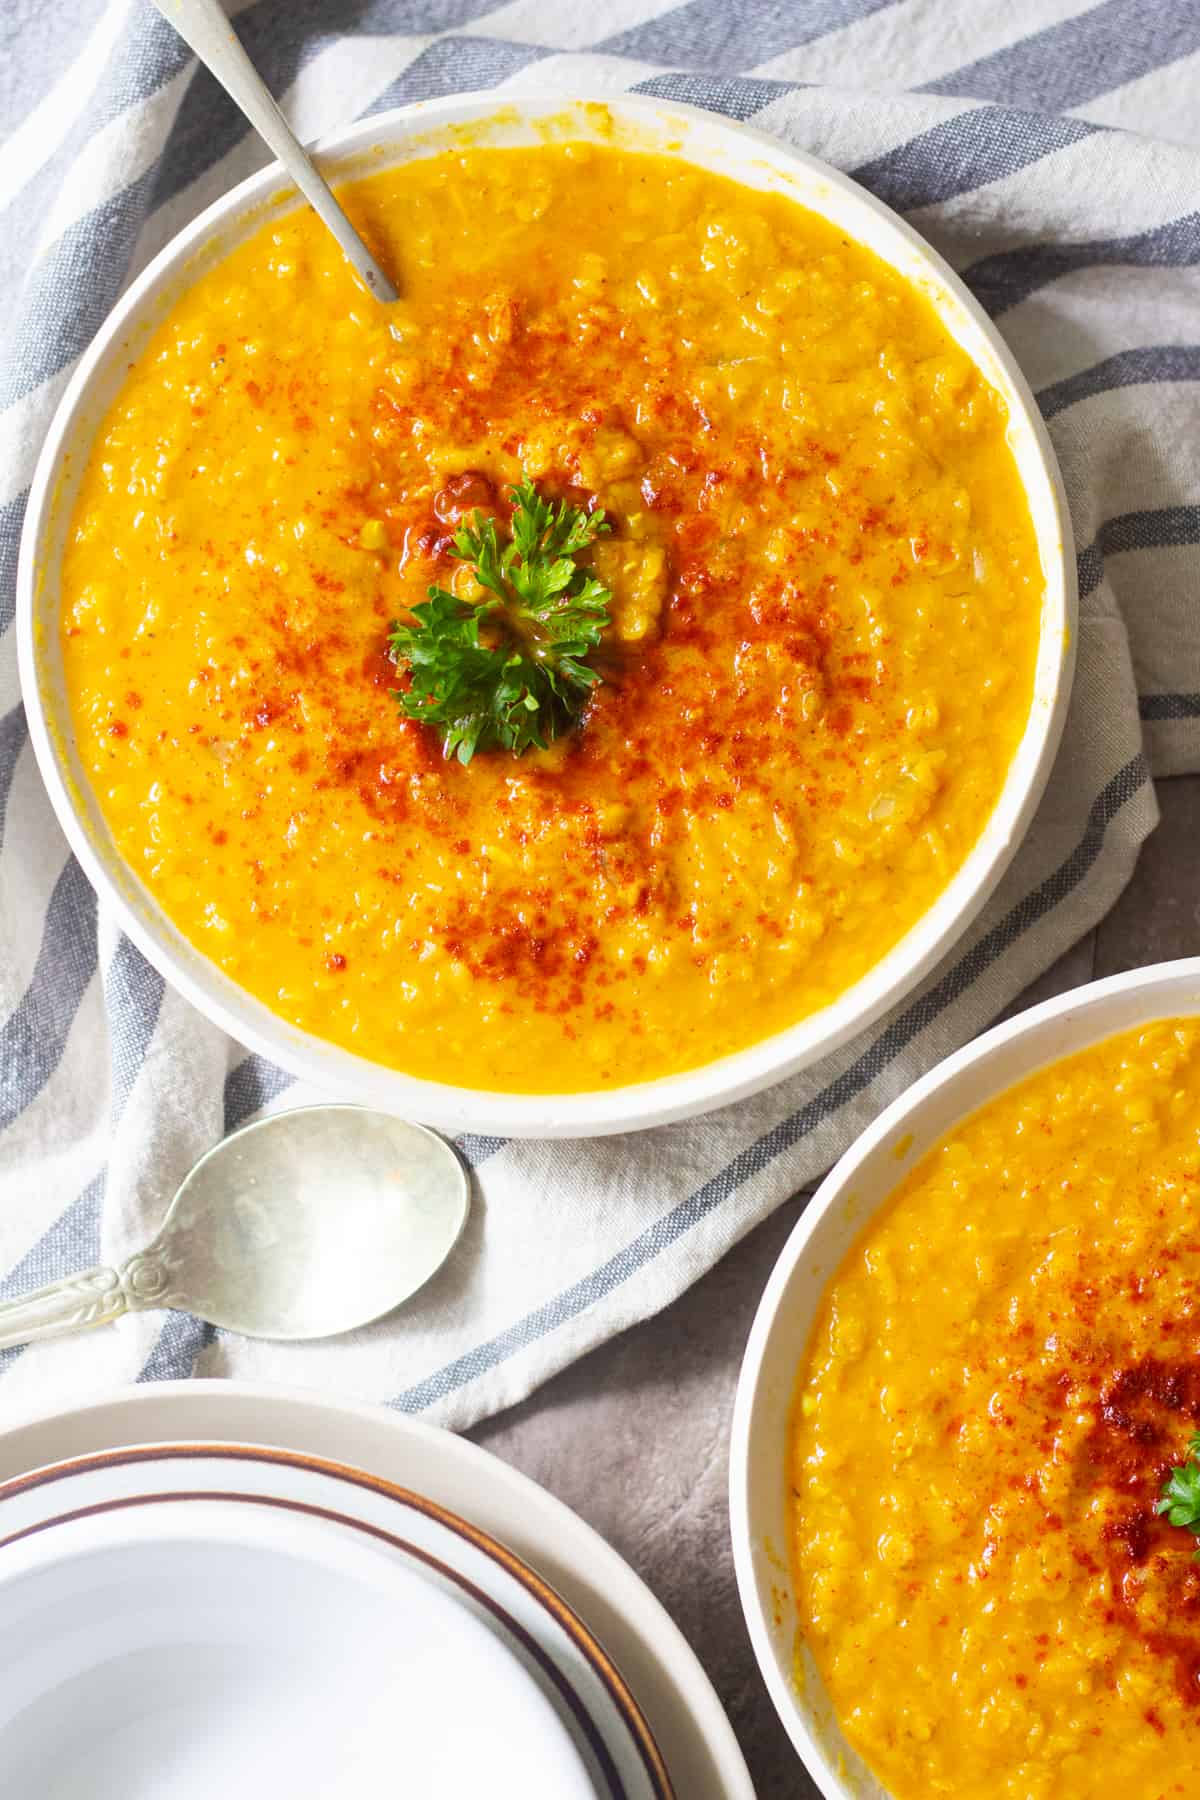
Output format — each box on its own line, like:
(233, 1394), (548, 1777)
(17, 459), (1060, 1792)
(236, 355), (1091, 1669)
(0, 1247), (186, 1350)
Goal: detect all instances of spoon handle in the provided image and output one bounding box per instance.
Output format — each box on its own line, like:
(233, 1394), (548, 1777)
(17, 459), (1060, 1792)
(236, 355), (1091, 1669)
(149, 0), (398, 302)
(0, 1247), (185, 1350)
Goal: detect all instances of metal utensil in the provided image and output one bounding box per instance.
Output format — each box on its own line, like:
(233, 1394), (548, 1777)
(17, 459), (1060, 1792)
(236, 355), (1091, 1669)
(150, 0), (398, 301)
(0, 1107), (469, 1347)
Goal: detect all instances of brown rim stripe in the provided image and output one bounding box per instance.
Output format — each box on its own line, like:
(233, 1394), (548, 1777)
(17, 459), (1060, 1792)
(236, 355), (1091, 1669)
(0, 1442), (674, 1799)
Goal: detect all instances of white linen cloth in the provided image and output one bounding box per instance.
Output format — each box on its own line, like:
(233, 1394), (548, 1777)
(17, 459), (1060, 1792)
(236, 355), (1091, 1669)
(0, 0), (1196, 1429)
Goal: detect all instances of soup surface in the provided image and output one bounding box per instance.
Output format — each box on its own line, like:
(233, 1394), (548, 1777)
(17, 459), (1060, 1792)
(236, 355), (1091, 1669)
(792, 1019), (1200, 1799)
(61, 135), (1043, 1090)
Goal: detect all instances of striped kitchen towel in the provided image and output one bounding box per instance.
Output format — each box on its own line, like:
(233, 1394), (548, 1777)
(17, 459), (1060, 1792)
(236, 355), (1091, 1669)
(0, 0), (1196, 1429)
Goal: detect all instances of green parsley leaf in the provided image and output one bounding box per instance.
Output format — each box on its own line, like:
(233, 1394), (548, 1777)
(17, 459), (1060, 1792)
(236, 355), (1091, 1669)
(389, 480), (612, 765)
(1157, 1433), (1200, 1556)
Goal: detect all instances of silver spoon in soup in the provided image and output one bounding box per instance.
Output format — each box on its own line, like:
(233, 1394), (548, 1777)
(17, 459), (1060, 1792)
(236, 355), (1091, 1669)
(150, 0), (397, 302)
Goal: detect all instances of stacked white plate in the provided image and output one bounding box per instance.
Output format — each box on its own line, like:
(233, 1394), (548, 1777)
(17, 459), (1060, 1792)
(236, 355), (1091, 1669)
(0, 1383), (753, 1800)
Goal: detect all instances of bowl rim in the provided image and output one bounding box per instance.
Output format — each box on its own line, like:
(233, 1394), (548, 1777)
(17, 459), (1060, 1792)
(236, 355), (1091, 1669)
(17, 90), (1077, 1139)
(728, 953), (1200, 1796)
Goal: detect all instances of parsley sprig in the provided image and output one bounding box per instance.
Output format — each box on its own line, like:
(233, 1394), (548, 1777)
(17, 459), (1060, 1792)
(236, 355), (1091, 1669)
(390, 480), (612, 765)
(1158, 1432), (1200, 1558)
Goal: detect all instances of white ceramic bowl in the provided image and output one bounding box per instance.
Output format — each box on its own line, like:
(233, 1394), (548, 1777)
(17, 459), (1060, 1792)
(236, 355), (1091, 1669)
(729, 956), (1200, 1798)
(18, 94), (1076, 1139)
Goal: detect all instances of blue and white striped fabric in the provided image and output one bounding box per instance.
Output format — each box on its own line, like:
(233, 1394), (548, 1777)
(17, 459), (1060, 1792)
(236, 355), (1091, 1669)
(0, 1), (1197, 1430)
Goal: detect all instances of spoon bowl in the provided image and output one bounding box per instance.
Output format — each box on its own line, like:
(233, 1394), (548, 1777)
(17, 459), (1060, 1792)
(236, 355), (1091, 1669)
(0, 1108), (470, 1349)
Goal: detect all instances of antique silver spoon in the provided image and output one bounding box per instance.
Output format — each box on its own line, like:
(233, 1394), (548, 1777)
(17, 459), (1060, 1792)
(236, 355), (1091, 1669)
(150, 0), (398, 301)
(0, 1108), (469, 1348)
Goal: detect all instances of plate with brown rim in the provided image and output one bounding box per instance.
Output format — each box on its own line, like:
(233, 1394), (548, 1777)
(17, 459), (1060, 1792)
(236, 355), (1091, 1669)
(0, 1436), (674, 1799)
(0, 1381), (752, 1796)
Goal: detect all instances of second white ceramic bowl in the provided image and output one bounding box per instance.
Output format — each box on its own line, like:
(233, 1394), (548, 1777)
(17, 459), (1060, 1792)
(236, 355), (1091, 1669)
(729, 956), (1200, 1798)
(18, 94), (1075, 1137)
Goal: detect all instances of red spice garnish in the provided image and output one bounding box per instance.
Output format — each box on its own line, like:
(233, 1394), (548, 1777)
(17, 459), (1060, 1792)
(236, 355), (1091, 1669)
(1081, 1356), (1200, 1707)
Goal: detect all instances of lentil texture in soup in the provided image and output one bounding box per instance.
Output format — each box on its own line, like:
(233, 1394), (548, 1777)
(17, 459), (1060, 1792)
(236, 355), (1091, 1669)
(792, 1019), (1200, 1800)
(62, 139), (1043, 1091)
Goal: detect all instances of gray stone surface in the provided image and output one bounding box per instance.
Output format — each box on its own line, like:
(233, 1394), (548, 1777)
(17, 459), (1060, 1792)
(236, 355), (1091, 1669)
(471, 774), (1199, 1798)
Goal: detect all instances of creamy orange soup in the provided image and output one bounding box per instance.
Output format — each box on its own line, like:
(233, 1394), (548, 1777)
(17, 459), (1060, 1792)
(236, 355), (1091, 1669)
(61, 139), (1042, 1090)
(792, 1020), (1200, 1799)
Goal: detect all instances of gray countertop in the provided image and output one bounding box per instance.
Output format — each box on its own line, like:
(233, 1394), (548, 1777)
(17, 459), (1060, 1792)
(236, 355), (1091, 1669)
(471, 772), (1200, 1798)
